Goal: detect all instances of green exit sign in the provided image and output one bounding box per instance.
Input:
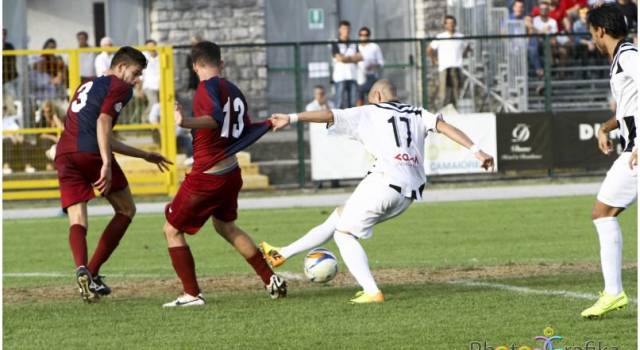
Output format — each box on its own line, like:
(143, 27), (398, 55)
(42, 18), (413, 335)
(308, 8), (324, 30)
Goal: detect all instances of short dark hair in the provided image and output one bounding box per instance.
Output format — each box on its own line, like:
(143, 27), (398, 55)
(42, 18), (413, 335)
(512, 0), (524, 6)
(191, 41), (222, 67)
(76, 31), (88, 39)
(313, 85), (325, 91)
(444, 15), (457, 24)
(145, 39), (157, 45)
(339, 20), (351, 27)
(43, 38), (57, 49)
(587, 3), (629, 39)
(359, 26), (371, 35)
(110, 46), (147, 69)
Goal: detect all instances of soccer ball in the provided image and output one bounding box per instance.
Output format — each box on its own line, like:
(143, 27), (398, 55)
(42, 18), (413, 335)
(303, 248), (338, 283)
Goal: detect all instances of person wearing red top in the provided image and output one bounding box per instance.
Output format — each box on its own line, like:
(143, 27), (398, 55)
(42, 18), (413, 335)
(161, 41), (286, 307)
(56, 46), (172, 303)
(529, 0), (572, 31)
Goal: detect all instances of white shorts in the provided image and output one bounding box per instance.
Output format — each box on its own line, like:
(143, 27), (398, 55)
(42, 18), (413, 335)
(597, 152), (637, 208)
(336, 172), (413, 239)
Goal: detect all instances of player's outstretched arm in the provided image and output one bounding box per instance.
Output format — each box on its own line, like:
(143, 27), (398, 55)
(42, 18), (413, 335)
(269, 110), (334, 131)
(174, 103), (219, 130)
(436, 119), (495, 171)
(95, 113), (113, 194)
(111, 138), (172, 172)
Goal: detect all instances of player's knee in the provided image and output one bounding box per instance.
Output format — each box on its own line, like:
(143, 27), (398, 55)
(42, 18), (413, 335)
(118, 203), (136, 219)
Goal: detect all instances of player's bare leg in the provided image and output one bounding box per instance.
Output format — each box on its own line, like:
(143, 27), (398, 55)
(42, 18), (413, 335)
(84, 187), (135, 296)
(582, 200), (628, 318)
(66, 202), (98, 303)
(162, 222), (204, 307)
(333, 230), (384, 304)
(213, 218), (287, 299)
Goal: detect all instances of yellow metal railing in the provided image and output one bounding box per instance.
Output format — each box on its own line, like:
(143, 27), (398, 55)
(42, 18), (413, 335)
(2, 46), (178, 200)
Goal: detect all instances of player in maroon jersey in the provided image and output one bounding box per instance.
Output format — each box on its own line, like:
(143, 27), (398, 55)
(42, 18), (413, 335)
(55, 46), (172, 303)
(162, 41), (285, 307)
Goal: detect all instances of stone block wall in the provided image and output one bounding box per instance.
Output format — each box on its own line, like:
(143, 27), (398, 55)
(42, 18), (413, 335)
(149, 0), (268, 117)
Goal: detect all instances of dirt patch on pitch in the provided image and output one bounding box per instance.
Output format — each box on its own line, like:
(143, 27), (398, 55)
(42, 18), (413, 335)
(4, 261), (635, 304)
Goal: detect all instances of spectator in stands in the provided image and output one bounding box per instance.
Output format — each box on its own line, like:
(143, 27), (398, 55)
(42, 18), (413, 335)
(356, 26), (384, 106)
(573, 7), (598, 70)
(511, 0), (527, 19)
(36, 100), (64, 170)
(39, 38), (66, 85)
(332, 20), (361, 108)
(530, 0), (571, 31)
(3, 28), (18, 116)
(616, 0), (637, 29)
(29, 38), (66, 104)
(142, 39), (160, 123)
(306, 85), (335, 112)
(427, 15), (472, 110)
(560, 0), (588, 30)
(76, 31), (95, 83)
(526, 1), (560, 78)
(94, 36), (113, 77)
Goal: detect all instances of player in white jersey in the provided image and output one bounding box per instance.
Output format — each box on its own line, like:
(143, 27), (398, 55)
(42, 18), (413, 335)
(581, 4), (639, 319)
(260, 80), (494, 303)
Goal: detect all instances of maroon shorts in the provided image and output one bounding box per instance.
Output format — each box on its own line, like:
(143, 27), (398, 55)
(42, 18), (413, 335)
(165, 167), (243, 235)
(55, 152), (128, 209)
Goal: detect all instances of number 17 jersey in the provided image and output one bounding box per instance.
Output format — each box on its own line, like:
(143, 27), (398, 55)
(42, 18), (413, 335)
(328, 101), (441, 197)
(191, 77), (271, 173)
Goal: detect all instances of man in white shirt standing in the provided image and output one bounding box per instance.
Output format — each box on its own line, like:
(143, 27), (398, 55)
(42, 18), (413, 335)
(526, 1), (559, 77)
(76, 31), (95, 84)
(261, 80), (494, 304)
(94, 36), (113, 77)
(332, 20), (362, 109)
(142, 39), (160, 123)
(427, 15), (471, 110)
(356, 26), (384, 106)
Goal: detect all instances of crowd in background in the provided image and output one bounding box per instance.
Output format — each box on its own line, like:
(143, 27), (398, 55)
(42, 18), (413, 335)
(1, 29), (169, 174)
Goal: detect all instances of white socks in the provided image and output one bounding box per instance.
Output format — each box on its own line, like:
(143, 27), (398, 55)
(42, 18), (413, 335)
(280, 210), (339, 259)
(334, 231), (380, 295)
(593, 217), (623, 295)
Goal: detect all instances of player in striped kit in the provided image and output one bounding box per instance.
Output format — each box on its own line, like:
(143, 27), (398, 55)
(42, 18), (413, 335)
(261, 80), (494, 303)
(581, 4), (639, 319)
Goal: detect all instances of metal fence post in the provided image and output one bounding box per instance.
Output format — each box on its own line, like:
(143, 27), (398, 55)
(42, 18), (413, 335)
(293, 43), (306, 188)
(420, 39), (429, 108)
(543, 35), (552, 113)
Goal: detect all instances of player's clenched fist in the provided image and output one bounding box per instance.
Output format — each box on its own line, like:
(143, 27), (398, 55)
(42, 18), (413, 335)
(269, 113), (291, 131)
(473, 150), (494, 171)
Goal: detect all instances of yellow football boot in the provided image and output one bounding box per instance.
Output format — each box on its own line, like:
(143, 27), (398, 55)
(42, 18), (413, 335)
(349, 290), (385, 304)
(259, 241), (287, 268)
(581, 291), (628, 319)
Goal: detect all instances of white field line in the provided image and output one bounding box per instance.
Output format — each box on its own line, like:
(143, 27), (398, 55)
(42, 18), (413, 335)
(7, 271), (633, 305)
(449, 280), (638, 304)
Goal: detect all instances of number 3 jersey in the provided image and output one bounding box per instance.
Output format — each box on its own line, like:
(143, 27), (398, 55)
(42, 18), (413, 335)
(329, 101), (441, 198)
(57, 75), (132, 156)
(191, 77), (271, 173)
(610, 41), (639, 152)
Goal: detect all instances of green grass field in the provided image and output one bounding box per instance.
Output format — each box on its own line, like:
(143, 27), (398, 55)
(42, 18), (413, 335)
(3, 195), (637, 349)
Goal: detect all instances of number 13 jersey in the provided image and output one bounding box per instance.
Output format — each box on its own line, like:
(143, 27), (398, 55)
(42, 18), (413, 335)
(191, 77), (271, 173)
(57, 75), (132, 157)
(329, 101), (441, 197)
